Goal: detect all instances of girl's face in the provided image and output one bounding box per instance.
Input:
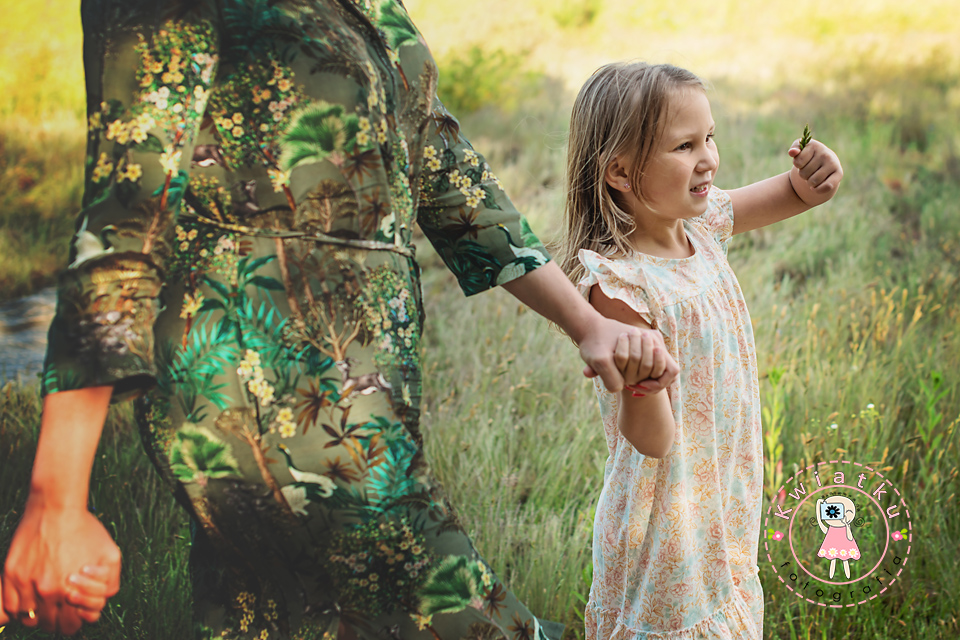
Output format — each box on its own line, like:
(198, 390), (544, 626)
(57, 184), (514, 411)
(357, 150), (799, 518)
(636, 88), (719, 221)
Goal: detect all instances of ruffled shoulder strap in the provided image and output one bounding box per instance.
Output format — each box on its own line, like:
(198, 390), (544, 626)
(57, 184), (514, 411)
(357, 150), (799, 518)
(688, 186), (734, 254)
(577, 249), (662, 329)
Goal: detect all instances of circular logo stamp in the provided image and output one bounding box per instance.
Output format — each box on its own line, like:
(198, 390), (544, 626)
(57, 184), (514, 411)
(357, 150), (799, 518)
(764, 460), (912, 607)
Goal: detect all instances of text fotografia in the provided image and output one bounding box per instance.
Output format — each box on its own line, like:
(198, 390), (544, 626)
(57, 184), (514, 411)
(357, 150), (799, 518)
(763, 460), (912, 608)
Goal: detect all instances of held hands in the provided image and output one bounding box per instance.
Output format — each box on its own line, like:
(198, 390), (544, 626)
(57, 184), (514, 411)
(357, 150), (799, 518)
(2, 497), (120, 635)
(580, 317), (679, 394)
(788, 138), (843, 208)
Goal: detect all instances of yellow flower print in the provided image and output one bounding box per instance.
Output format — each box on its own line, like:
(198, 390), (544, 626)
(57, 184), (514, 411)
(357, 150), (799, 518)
(187, 228), (198, 240)
(232, 112), (244, 124)
(179, 241), (190, 251)
(268, 168), (291, 193)
(176, 225), (187, 241)
(150, 61), (163, 74)
(463, 148), (479, 167)
(231, 125), (244, 137)
(465, 186), (484, 208)
(140, 73), (154, 87)
(161, 71), (174, 84)
(358, 116), (371, 132)
(88, 112), (102, 131)
(277, 78), (292, 92)
(242, 350), (262, 368)
(180, 291), (205, 319)
(410, 613), (433, 631)
(159, 147), (182, 175)
(367, 90), (378, 109)
(92, 152), (114, 182)
(427, 157), (441, 171)
(422, 144), (437, 159)
(105, 119), (125, 141)
(278, 421), (296, 438)
(357, 131), (370, 146)
(117, 162), (143, 183)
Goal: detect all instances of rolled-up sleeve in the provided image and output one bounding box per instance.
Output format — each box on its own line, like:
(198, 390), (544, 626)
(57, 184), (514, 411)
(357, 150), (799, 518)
(416, 98), (550, 296)
(42, 12), (218, 402)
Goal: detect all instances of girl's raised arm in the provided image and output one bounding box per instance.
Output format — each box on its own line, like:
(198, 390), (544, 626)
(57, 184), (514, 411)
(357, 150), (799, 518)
(728, 139), (843, 235)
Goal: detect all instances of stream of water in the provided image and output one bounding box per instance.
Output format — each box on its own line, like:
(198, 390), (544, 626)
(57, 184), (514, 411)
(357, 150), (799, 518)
(0, 287), (56, 383)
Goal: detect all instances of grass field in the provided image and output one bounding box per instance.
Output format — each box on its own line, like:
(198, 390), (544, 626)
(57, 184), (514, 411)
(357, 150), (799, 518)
(1, 1), (959, 639)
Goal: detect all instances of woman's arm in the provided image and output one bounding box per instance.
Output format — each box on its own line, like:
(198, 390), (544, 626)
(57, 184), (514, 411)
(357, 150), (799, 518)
(729, 139), (843, 235)
(501, 261), (678, 392)
(587, 285), (677, 458)
(2, 386), (120, 635)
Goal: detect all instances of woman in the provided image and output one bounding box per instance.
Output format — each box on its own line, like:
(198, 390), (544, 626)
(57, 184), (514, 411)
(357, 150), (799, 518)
(2, 1), (675, 637)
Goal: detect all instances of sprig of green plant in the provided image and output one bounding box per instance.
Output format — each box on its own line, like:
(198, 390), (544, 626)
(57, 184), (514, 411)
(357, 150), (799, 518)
(799, 123), (813, 150)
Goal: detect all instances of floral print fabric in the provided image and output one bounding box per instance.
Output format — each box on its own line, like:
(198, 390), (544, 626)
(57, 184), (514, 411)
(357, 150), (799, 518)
(577, 188), (764, 639)
(43, 1), (551, 638)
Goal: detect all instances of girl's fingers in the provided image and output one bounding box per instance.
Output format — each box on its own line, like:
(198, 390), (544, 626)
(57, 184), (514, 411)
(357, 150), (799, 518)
(65, 588), (107, 612)
(807, 165), (835, 190)
(1, 578), (19, 623)
(648, 347), (667, 380)
(75, 606), (103, 624)
(68, 573), (110, 598)
(638, 332), (655, 381)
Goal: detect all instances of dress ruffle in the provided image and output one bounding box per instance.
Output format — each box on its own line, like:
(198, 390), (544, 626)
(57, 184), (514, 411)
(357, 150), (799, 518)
(577, 249), (663, 329)
(586, 572), (762, 640)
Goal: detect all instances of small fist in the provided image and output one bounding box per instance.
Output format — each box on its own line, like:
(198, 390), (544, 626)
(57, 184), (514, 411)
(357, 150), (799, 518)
(788, 138), (843, 207)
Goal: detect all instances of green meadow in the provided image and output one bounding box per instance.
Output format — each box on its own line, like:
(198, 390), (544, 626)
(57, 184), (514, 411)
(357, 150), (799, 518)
(1, 1), (959, 638)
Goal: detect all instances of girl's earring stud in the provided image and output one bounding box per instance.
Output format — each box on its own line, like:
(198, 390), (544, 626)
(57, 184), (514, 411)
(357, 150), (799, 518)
(624, 183), (630, 189)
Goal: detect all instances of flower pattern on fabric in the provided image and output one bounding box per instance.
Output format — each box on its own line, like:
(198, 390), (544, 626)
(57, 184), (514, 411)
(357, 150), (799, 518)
(44, 2), (554, 639)
(578, 188), (764, 639)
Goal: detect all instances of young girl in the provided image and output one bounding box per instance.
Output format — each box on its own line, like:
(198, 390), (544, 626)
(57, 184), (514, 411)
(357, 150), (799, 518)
(558, 62), (843, 638)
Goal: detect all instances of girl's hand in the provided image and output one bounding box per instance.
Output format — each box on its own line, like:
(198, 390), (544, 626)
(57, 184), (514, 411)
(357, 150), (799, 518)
(788, 139), (843, 207)
(0, 576), (8, 628)
(616, 331), (680, 396)
(2, 498), (121, 635)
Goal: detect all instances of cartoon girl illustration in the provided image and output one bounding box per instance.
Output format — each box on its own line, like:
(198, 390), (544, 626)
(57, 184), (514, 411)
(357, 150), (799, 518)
(816, 495), (861, 578)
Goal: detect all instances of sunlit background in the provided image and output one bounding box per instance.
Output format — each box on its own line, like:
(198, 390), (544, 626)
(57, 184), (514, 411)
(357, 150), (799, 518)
(1, 1), (958, 638)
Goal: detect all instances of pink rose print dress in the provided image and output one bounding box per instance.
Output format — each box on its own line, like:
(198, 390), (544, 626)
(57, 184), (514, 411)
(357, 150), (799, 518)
(577, 188), (764, 639)
(818, 526), (861, 560)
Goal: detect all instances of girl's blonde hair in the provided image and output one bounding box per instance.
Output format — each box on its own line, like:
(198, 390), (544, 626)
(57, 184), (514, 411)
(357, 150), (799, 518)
(556, 62), (706, 285)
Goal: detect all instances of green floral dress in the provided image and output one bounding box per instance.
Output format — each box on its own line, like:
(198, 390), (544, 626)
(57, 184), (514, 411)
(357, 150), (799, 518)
(43, 2), (554, 638)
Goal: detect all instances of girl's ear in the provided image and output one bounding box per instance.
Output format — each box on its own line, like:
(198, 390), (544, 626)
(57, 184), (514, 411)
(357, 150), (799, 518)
(605, 156), (632, 193)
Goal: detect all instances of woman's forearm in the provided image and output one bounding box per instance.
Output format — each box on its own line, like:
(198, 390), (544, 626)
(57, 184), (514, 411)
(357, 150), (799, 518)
(500, 261), (599, 345)
(29, 386), (114, 510)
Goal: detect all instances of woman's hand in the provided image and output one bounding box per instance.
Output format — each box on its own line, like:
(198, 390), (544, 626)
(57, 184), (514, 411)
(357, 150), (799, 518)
(2, 498), (120, 634)
(788, 139), (843, 207)
(579, 318), (679, 391)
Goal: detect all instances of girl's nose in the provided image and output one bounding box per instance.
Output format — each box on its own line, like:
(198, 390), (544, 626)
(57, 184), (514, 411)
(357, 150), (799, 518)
(697, 148), (719, 173)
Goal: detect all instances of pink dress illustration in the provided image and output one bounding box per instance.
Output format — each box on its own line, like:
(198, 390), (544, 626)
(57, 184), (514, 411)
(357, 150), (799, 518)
(817, 526), (861, 560)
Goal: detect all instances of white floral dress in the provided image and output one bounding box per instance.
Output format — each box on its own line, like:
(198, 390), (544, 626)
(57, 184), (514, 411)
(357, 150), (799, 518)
(578, 188), (764, 639)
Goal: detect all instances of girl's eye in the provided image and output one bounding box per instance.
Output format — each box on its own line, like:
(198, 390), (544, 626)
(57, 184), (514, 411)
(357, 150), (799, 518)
(676, 142), (691, 151)
(707, 133), (716, 143)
